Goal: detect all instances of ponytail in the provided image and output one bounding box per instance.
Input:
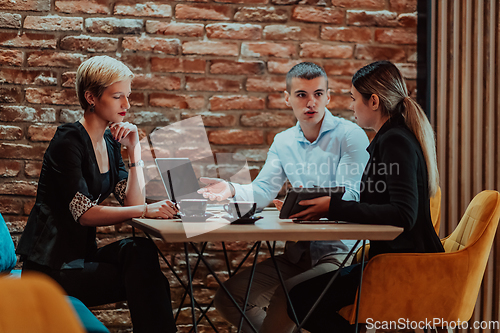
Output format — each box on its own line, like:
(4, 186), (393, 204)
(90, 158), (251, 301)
(402, 97), (439, 197)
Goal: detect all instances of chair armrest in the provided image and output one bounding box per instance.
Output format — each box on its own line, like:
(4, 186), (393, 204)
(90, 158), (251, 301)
(342, 251), (471, 324)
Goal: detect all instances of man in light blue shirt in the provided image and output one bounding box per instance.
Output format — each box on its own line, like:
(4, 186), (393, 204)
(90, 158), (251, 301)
(199, 62), (369, 332)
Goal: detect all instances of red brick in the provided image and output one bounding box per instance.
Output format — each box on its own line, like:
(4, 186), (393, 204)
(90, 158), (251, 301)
(186, 77), (240, 92)
(300, 43), (353, 58)
(216, 0), (267, 3)
(246, 77), (286, 92)
(0, 160), (22, 177)
(232, 149), (269, 162)
(395, 63), (416, 79)
(25, 88), (78, 105)
(323, 60), (365, 76)
(234, 7), (288, 22)
(407, 47), (417, 62)
(267, 59), (302, 74)
(85, 18), (142, 34)
(397, 12), (417, 28)
(331, 0), (384, 9)
(0, 88), (21, 103)
(0, 0), (50, 11)
(0, 143), (46, 160)
(146, 21), (203, 37)
(0, 180), (38, 196)
(60, 72), (75, 88)
(27, 51), (85, 68)
(328, 77), (351, 94)
(60, 109), (83, 123)
(114, 2), (172, 17)
(210, 60), (265, 75)
(24, 15), (83, 31)
(123, 37), (180, 54)
(210, 95), (265, 111)
(0, 50), (23, 66)
(242, 42), (296, 58)
(132, 74), (181, 91)
(355, 44), (406, 61)
(121, 54), (148, 71)
(0, 69), (56, 85)
(24, 199), (36, 215)
(60, 35), (118, 52)
(267, 93), (291, 109)
(375, 28), (417, 44)
(24, 161), (42, 178)
(263, 25), (318, 41)
(208, 130), (264, 145)
(0, 13), (21, 29)
(183, 41), (239, 56)
(126, 111), (177, 125)
(151, 58), (205, 73)
(390, 0), (417, 12)
(206, 23), (262, 40)
(181, 112), (237, 127)
(27, 124), (58, 142)
(0, 32), (56, 49)
(241, 112), (295, 127)
(0, 106), (56, 122)
(346, 10), (398, 27)
(129, 92), (144, 106)
(149, 94), (205, 109)
(0, 125), (22, 140)
(292, 6), (344, 24)
(0, 197), (23, 215)
(175, 4), (231, 21)
(55, 0), (110, 14)
(327, 94), (352, 110)
(267, 130), (280, 144)
(321, 26), (372, 43)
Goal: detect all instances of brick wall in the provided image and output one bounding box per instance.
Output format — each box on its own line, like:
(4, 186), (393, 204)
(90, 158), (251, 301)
(0, 0), (417, 331)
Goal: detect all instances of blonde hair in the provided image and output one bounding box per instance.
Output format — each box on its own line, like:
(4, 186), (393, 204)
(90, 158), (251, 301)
(352, 61), (439, 197)
(76, 55), (134, 110)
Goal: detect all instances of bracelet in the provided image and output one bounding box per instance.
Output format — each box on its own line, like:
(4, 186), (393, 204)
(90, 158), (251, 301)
(129, 160), (144, 168)
(140, 203), (147, 219)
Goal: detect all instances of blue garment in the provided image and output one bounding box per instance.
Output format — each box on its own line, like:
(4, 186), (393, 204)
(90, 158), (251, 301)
(233, 110), (370, 263)
(0, 213), (16, 273)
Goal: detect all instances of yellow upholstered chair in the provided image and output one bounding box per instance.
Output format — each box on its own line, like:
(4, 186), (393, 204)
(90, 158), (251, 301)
(353, 186), (442, 264)
(339, 190), (500, 332)
(0, 272), (85, 333)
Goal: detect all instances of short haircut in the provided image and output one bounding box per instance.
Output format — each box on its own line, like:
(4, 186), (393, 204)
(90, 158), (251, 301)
(76, 55), (134, 110)
(286, 62), (328, 92)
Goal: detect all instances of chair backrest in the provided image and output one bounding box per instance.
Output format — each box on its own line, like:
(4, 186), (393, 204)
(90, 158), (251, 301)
(0, 272), (85, 333)
(429, 186), (441, 235)
(0, 212), (17, 273)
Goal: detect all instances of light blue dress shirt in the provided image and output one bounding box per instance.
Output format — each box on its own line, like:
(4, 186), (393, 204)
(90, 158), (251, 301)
(232, 110), (370, 263)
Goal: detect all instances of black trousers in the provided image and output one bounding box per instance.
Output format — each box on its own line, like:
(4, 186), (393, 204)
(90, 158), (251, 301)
(287, 263), (362, 333)
(23, 237), (177, 333)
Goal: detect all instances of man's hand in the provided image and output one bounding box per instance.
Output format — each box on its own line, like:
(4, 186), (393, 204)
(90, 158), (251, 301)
(273, 199), (284, 211)
(289, 196), (330, 221)
(197, 177), (233, 201)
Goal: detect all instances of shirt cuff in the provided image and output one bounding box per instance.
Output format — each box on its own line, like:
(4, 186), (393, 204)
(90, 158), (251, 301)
(113, 179), (127, 206)
(69, 192), (99, 223)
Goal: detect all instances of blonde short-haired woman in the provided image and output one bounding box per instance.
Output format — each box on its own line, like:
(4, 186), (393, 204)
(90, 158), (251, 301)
(17, 56), (177, 333)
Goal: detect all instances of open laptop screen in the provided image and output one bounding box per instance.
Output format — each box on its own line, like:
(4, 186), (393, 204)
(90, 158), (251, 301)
(155, 158), (202, 201)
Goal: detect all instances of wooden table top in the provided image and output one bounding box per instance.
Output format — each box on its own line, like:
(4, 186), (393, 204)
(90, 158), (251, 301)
(129, 209), (403, 243)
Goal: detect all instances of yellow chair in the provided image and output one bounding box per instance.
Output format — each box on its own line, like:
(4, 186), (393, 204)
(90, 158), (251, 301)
(353, 187), (442, 264)
(339, 190), (500, 332)
(0, 272), (85, 333)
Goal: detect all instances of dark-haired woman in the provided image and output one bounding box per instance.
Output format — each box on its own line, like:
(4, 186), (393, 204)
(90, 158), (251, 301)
(286, 61), (444, 332)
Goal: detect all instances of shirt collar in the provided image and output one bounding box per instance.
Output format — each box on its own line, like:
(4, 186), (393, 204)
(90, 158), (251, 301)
(294, 108), (339, 144)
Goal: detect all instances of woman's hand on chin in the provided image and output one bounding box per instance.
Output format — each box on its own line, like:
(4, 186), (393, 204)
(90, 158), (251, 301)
(109, 122), (139, 149)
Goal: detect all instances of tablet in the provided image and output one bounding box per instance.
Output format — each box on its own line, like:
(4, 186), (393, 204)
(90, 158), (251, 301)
(279, 187), (345, 219)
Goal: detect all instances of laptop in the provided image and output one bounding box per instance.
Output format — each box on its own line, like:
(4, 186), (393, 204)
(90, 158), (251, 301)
(155, 158), (203, 202)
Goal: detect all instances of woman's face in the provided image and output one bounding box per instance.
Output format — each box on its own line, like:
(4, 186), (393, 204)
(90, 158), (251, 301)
(350, 85), (377, 129)
(92, 79), (131, 123)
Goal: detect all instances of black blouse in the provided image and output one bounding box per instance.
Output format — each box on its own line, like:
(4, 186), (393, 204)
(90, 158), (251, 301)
(328, 114), (444, 258)
(17, 122), (128, 269)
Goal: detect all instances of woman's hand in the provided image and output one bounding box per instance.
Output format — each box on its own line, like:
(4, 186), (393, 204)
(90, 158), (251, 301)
(289, 196), (331, 221)
(109, 122), (139, 149)
(273, 199), (284, 211)
(145, 200), (179, 219)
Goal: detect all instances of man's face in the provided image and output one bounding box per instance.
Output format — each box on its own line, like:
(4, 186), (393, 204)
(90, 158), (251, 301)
(284, 77), (330, 128)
